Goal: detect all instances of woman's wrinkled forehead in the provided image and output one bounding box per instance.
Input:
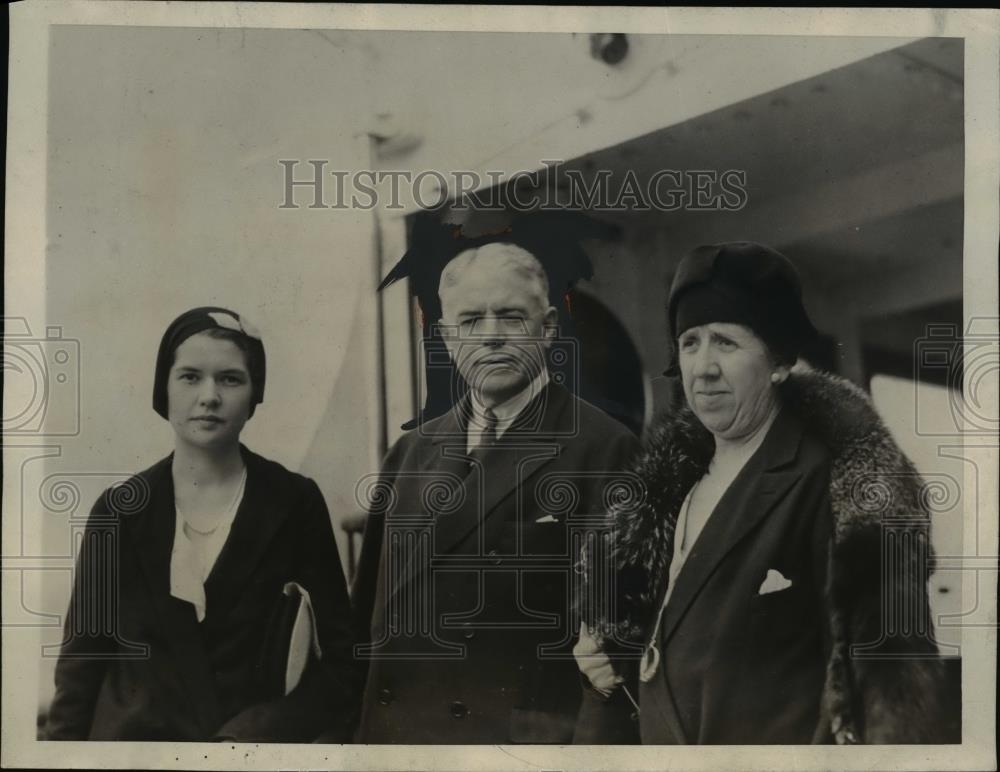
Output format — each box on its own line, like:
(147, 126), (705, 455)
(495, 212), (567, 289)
(678, 321), (763, 344)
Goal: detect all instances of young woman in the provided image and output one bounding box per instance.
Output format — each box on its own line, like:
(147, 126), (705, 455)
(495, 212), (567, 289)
(47, 307), (359, 742)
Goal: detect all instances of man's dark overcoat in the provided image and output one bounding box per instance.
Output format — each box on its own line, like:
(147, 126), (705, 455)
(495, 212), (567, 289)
(352, 382), (640, 743)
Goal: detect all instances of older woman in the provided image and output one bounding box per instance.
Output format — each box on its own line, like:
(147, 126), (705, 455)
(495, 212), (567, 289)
(46, 307), (359, 742)
(574, 242), (950, 744)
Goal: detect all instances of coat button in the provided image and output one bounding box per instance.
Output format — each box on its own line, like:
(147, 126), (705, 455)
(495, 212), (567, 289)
(378, 688), (393, 705)
(449, 700), (468, 719)
(461, 623), (475, 640)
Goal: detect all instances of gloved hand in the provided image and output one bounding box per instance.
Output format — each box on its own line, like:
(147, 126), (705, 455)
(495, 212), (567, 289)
(572, 621), (624, 697)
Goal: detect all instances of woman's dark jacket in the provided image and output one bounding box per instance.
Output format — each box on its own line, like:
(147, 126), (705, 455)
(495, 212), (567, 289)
(45, 446), (359, 742)
(577, 367), (955, 744)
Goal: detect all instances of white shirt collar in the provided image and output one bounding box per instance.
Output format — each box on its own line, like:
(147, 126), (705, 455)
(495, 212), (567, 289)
(467, 369), (550, 451)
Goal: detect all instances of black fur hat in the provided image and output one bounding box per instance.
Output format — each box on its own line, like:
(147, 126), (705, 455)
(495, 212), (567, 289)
(666, 241), (818, 372)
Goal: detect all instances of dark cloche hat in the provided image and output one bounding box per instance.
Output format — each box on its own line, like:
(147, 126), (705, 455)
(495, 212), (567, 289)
(667, 241), (818, 367)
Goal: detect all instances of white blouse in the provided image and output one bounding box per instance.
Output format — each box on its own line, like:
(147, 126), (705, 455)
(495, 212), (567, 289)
(169, 467), (247, 622)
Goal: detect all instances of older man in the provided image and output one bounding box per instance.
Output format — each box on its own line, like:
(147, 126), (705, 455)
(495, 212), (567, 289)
(351, 240), (640, 743)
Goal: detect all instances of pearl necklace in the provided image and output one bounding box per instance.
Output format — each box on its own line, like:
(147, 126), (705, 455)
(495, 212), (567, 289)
(178, 466), (247, 536)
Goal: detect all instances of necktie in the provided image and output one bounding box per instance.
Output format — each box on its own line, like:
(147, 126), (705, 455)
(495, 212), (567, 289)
(469, 407), (499, 465)
(479, 407), (498, 445)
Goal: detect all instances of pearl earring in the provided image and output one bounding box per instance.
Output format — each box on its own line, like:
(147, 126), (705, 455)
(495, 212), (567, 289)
(771, 372), (783, 384)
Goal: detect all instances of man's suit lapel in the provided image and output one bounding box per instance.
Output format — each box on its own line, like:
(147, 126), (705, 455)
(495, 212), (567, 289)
(658, 408), (805, 650)
(122, 456), (223, 734)
(385, 408), (470, 600)
(389, 383), (567, 603)
(431, 382), (567, 557)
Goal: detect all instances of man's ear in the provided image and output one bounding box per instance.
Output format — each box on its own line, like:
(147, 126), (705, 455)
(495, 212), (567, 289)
(542, 305), (558, 339)
(437, 318), (458, 359)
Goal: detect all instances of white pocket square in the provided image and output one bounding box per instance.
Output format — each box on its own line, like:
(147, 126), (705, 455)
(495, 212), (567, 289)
(758, 569), (792, 595)
(534, 514), (559, 523)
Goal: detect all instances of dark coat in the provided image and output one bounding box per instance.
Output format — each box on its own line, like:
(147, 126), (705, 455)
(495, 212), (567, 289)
(352, 382), (640, 743)
(577, 367), (954, 745)
(45, 445), (359, 742)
